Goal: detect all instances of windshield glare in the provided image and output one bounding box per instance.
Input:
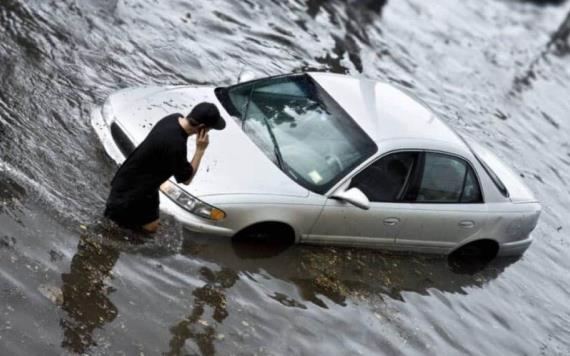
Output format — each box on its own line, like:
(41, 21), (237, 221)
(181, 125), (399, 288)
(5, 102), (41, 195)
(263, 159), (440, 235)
(217, 74), (377, 194)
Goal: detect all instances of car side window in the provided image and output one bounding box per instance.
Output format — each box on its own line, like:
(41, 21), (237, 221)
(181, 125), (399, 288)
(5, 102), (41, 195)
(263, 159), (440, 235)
(460, 166), (483, 203)
(349, 152), (418, 202)
(414, 152), (482, 203)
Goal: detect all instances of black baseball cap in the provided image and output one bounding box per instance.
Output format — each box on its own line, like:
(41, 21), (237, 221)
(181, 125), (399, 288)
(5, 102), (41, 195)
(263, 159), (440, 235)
(187, 102), (226, 130)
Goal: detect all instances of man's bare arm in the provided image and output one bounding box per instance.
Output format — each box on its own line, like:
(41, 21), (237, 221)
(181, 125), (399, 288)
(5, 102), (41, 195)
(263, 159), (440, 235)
(181, 129), (209, 185)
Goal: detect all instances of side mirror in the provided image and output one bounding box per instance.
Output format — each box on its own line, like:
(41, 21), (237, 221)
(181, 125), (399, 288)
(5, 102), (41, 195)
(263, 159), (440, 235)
(237, 70), (256, 83)
(331, 187), (370, 210)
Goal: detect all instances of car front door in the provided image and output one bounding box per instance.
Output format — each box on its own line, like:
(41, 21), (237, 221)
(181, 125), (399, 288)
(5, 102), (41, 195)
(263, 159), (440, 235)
(307, 152), (418, 249)
(395, 152), (488, 253)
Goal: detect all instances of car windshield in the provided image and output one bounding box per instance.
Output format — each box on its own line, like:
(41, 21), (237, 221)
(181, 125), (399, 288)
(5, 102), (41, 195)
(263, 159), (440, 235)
(216, 74), (378, 194)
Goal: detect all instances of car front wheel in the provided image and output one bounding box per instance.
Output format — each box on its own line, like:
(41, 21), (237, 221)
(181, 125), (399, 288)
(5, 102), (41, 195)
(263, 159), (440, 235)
(233, 222), (295, 245)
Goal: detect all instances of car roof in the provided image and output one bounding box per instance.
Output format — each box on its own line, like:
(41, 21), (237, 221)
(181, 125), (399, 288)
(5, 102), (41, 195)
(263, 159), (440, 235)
(308, 72), (470, 156)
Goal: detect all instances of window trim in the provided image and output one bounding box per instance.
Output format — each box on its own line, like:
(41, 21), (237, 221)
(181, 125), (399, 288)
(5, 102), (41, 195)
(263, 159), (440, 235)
(457, 165), (469, 202)
(343, 149), (485, 204)
(396, 157), (416, 201)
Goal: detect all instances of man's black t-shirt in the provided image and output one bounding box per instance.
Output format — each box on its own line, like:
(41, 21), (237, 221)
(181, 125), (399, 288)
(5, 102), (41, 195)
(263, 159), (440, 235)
(104, 114), (193, 227)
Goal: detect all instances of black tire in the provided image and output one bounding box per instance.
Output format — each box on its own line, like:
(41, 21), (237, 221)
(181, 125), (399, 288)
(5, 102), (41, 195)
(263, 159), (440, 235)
(448, 240), (499, 274)
(233, 222), (295, 245)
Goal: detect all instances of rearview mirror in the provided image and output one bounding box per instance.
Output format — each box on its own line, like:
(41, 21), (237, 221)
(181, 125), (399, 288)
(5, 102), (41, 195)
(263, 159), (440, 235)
(331, 187), (370, 210)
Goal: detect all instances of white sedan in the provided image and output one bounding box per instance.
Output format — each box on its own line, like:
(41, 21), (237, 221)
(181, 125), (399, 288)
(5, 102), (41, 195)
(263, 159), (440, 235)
(91, 72), (541, 259)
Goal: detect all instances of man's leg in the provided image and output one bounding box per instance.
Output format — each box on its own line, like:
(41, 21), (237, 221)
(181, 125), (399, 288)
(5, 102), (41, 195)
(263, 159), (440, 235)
(142, 219), (160, 233)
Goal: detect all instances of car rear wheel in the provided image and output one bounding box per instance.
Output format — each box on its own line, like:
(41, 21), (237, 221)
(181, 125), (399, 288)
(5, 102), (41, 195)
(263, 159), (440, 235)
(448, 239), (499, 273)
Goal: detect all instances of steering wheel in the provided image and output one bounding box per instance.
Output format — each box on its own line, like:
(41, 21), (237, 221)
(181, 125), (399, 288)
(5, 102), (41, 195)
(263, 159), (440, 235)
(324, 154), (344, 173)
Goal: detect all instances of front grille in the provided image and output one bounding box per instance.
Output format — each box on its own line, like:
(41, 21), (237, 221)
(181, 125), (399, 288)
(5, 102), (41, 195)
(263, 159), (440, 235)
(110, 122), (135, 157)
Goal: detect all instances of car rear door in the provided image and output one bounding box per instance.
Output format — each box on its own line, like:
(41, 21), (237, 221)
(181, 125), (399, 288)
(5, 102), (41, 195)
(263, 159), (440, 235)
(395, 152), (489, 253)
(307, 152), (418, 248)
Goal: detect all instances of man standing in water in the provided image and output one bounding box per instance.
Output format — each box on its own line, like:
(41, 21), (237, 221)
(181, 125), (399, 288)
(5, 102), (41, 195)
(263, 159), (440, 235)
(104, 102), (226, 233)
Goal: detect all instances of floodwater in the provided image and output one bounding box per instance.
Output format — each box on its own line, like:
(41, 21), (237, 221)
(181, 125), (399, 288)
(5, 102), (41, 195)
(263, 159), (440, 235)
(1, 0), (569, 354)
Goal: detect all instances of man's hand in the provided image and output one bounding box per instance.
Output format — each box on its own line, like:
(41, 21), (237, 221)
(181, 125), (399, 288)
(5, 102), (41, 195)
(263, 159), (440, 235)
(196, 129), (209, 152)
(183, 129), (209, 185)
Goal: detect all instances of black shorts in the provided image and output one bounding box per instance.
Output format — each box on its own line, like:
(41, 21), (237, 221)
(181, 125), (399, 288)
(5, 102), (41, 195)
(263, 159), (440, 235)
(104, 191), (159, 229)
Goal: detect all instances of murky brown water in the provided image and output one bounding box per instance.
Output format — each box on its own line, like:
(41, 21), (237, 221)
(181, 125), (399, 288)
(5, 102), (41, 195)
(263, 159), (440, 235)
(1, 0), (569, 354)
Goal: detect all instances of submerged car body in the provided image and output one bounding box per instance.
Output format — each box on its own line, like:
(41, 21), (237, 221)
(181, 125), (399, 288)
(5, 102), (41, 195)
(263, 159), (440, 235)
(91, 72), (541, 257)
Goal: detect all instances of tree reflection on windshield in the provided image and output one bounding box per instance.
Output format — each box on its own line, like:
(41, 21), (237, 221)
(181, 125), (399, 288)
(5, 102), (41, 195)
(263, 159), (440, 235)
(218, 74), (377, 194)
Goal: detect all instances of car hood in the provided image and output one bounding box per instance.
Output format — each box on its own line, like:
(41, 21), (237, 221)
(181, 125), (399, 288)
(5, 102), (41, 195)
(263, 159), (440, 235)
(107, 86), (309, 198)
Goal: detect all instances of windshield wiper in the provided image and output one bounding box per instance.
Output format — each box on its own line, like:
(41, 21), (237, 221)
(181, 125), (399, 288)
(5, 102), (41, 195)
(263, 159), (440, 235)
(261, 116), (285, 170)
(240, 86), (285, 169)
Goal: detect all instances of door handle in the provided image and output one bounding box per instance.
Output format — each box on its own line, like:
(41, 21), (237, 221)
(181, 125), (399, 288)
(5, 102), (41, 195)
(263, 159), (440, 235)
(458, 220), (475, 229)
(383, 217), (400, 226)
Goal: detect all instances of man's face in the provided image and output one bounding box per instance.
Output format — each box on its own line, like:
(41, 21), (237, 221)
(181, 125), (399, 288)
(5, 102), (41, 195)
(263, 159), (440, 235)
(189, 119), (210, 134)
(199, 125), (211, 134)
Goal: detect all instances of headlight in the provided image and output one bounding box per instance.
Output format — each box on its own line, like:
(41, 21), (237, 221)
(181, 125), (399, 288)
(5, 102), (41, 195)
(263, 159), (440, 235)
(160, 181), (226, 221)
(101, 98), (115, 125)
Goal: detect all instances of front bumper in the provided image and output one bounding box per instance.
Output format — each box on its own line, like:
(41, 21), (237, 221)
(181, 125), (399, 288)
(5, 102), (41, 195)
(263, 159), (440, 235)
(91, 104), (127, 165)
(497, 235), (533, 256)
(159, 192), (234, 236)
